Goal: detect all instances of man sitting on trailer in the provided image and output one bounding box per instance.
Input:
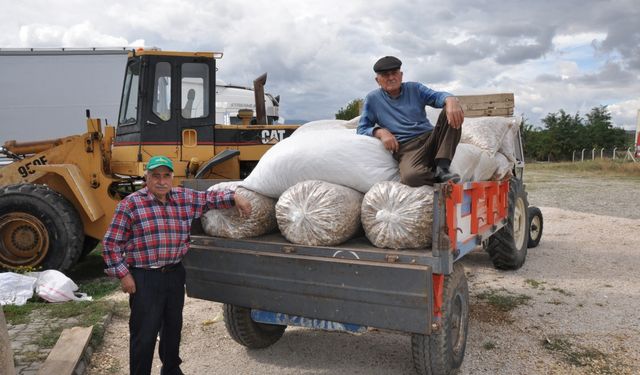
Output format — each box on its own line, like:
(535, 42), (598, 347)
(102, 155), (252, 375)
(357, 56), (465, 186)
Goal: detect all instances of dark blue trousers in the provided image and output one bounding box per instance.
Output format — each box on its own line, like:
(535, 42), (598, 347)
(129, 264), (186, 375)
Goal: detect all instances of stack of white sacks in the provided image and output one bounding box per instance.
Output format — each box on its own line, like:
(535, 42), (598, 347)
(201, 115), (520, 249)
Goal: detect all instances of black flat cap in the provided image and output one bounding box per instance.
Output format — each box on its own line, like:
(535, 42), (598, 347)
(373, 56), (402, 73)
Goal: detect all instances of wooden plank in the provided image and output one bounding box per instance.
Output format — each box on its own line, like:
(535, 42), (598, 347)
(1, 307), (16, 375)
(457, 93), (514, 118)
(37, 326), (93, 375)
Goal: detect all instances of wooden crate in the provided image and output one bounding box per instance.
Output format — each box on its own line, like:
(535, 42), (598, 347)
(457, 93), (514, 118)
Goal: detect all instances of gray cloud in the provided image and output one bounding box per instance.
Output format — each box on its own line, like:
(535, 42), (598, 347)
(0, 0), (639, 131)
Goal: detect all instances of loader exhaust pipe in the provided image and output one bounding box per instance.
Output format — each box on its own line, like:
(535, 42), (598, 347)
(253, 73), (267, 125)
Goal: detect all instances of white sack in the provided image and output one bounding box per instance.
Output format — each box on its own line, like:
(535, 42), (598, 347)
(202, 182), (277, 238)
(492, 152), (513, 180)
(0, 272), (37, 306)
(361, 181), (435, 249)
(290, 119), (349, 137)
(276, 180), (363, 246)
(499, 116), (522, 163)
(451, 143), (482, 182)
(472, 149), (499, 181)
(241, 123), (399, 198)
(34, 270), (92, 303)
(461, 116), (517, 156)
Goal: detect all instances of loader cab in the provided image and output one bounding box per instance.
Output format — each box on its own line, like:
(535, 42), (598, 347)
(111, 50), (220, 177)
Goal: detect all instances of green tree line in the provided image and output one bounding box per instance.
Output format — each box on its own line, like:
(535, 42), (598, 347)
(521, 105), (630, 161)
(336, 99), (630, 161)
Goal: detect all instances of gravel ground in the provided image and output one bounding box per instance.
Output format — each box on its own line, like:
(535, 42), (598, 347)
(87, 168), (640, 375)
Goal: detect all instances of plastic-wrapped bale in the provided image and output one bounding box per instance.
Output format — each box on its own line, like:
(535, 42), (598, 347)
(361, 181), (435, 249)
(460, 116), (517, 156)
(276, 180), (363, 246)
(201, 182), (277, 238)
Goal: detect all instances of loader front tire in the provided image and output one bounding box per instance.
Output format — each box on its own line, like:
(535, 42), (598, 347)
(485, 178), (529, 270)
(0, 184), (84, 272)
(223, 304), (286, 349)
(412, 263), (469, 375)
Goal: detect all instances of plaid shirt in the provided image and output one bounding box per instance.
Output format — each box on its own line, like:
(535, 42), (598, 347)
(103, 186), (235, 278)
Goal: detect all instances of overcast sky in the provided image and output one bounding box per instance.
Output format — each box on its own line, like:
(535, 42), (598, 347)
(1, 0), (639, 131)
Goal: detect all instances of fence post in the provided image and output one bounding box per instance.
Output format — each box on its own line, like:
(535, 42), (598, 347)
(600, 148), (604, 159)
(591, 148), (596, 160)
(572, 150), (576, 162)
(613, 147), (617, 159)
(581, 148), (586, 162)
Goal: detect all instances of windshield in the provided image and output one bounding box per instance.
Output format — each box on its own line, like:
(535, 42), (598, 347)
(118, 60), (140, 125)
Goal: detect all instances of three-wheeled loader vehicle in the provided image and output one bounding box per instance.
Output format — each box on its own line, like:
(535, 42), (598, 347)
(0, 49), (298, 272)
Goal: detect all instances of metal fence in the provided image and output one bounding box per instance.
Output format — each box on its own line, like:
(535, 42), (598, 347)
(572, 147), (637, 162)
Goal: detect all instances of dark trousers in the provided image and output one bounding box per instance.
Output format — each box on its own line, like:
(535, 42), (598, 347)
(129, 264), (186, 375)
(394, 110), (461, 186)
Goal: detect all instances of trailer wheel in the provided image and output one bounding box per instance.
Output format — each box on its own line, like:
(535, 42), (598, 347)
(485, 178), (529, 270)
(223, 304), (286, 349)
(0, 184), (84, 272)
(527, 206), (543, 248)
(411, 263), (469, 375)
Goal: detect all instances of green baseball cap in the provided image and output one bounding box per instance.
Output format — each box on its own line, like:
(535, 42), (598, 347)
(146, 155), (174, 171)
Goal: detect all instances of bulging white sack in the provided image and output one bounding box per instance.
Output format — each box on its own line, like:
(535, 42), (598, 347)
(240, 121), (399, 198)
(451, 143), (482, 182)
(276, 180), (363, 246)
(461, 116), (517, 156)
(361, 181), (435, 249)
(499, 116), (522, 163)
(202, 182), (277, 238)
(492, 152), (513, 180)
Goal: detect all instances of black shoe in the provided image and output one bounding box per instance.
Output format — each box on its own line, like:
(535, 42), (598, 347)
(434, 166), (460, 183)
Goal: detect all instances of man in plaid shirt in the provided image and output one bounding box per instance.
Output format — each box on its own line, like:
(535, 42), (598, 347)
(103, 155), (251, 375)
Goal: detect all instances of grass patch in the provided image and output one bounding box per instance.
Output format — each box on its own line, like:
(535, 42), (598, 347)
(482, 341), (496, 350)
(476, 289), (531, 312)
(526, 160), (640, 178)
(525, 279), (546, 289)
(551, 287), (574, 296)
(542, 336), (609, 369)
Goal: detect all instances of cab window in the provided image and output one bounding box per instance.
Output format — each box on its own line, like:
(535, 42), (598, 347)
(181, 63), (209, 119)
(153, 62), (171, 121)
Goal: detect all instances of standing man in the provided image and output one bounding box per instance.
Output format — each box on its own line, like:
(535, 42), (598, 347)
(103, 155), (251, 375)
(357, 56), (465, 186)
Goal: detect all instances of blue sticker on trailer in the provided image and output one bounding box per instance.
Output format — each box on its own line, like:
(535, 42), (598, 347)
(251, 309), (368, 333)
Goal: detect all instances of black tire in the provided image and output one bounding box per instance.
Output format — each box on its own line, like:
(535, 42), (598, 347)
(485, 177), (529, 270)
(527, 206), (543, 248)
(79, 236), (101, 260)
(412, 263), (469, 375)
(223, 304), (286, 349)
(0, 184), (84, 272)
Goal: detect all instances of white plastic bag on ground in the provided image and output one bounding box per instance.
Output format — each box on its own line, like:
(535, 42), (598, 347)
(0, 272), (37, 306)
(34, 270), (92, 303)
(202, 182), (277, 238)
(240, 121), (399, 198)
(276, 180), (363, 246)
(361, 181), (435, 249)
(461, 116), (517, 156)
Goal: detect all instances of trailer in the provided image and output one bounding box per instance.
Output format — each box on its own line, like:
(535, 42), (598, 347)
(180, 94), (540, 374)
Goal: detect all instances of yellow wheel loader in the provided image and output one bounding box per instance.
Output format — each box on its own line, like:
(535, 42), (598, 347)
(0, 49), (299, 272)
